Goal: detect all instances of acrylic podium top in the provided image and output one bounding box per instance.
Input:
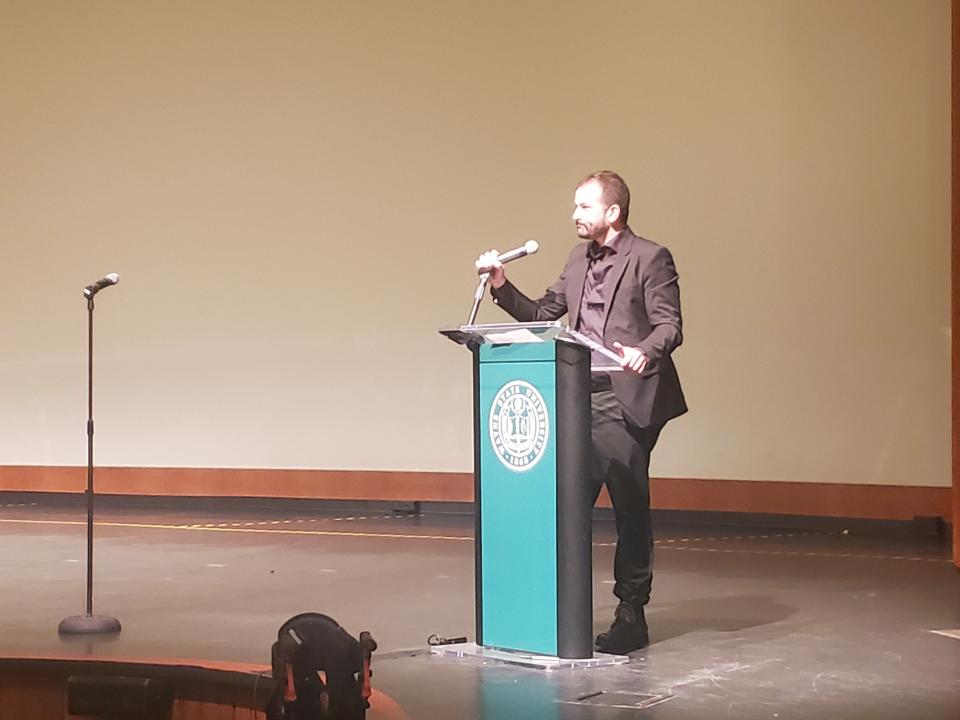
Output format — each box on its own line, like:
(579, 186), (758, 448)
(439, 321), (623, 371)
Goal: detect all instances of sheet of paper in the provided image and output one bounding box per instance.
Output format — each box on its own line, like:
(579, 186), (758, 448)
(483, 328), (545, 344)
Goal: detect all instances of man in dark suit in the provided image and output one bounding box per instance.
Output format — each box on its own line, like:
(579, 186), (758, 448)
(475, 170), (686, 654)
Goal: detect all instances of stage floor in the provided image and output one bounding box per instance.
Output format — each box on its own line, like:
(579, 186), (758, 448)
(0, 494), (957, 718)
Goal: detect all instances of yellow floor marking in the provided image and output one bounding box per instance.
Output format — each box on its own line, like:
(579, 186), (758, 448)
(0, 518), (951, 562)
(0, 517), (471, 542)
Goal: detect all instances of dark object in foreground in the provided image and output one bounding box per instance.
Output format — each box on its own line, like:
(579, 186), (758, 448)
(268, 613), (377, 720)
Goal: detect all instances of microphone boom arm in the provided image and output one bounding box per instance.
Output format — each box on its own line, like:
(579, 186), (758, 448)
(466, 272), (490, 326)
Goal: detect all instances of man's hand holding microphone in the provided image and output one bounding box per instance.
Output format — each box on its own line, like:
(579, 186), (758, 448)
(475, 249), (507, 288)
(475, 240), (540, 290)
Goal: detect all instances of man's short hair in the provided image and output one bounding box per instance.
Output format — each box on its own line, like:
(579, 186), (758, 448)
(578, 170), (630, 224)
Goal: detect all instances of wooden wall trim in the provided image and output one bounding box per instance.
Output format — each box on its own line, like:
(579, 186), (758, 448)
(0, 465), (950, 522)
(650, 477), (950, 522)
(0, 466), (476, 502)
(952, 0), (959, 568)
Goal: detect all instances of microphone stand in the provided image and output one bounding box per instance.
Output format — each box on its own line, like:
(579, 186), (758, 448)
(58, 294), (121, 635)
(466, 272), (490, 326)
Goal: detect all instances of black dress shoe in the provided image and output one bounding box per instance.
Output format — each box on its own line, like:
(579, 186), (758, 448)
(595, 602), (649, 654)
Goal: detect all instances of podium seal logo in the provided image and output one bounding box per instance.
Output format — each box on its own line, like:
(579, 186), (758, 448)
(489, 380), (549, 472)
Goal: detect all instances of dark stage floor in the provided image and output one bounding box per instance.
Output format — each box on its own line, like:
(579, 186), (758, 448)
(0, 495), (958, 718)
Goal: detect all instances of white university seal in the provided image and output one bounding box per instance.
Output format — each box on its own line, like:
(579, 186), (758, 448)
(489, 380), (549, 472)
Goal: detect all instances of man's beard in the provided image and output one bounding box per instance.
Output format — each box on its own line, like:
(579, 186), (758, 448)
(576, 222), (606, 241)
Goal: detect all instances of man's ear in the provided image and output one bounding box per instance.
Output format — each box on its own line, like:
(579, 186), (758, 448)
(605, 204), (622, 224)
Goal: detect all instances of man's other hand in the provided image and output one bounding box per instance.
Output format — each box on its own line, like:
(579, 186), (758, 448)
(613, 342), (648, 374)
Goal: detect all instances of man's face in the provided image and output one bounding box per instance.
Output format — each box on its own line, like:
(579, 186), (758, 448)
(572, 181), (614, 241)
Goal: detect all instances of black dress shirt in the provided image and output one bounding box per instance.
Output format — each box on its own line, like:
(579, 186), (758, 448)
(577, 232), (622, 372)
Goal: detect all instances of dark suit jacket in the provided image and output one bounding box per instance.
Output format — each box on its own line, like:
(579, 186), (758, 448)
(491, 227), (687, 428)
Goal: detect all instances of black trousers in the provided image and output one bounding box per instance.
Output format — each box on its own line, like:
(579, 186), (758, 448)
(589, 387), (663, 608)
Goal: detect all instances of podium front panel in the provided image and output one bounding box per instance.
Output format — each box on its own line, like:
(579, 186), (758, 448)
(476, 342), (559, 655)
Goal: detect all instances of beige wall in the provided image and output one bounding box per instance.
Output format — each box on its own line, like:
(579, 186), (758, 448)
(0, 1), (950, 486)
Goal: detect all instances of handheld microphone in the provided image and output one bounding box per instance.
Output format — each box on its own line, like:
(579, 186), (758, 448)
(83, 273), (119, 298)
(476, 240), (539, 274)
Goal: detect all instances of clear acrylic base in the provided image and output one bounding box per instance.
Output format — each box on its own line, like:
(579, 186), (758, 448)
(430, 642), (629, 671)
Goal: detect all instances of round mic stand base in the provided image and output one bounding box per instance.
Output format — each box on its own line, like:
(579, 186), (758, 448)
(58, 614), (122, 635)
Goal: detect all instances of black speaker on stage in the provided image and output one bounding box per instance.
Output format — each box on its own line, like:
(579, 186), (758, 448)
(66, 675), (173, 720)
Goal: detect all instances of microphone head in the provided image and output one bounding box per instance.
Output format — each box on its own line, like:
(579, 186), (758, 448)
(523, 240), (539, 255)
(105, 273), (119, 285)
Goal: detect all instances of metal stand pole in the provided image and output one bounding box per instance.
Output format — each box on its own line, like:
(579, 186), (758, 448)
(58, 296), (121, 635)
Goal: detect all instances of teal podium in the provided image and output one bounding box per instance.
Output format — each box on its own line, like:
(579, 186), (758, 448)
(442, 321), (596, 660)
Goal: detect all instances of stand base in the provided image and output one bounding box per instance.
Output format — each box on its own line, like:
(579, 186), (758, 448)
(58, 614), (122, 635)
(430, 642), (628, 671)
